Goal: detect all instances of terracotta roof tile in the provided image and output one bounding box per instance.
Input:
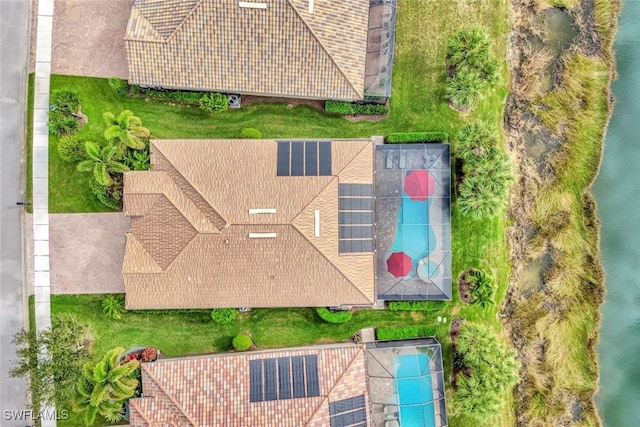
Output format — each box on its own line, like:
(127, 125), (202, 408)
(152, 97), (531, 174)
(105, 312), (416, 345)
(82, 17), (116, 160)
(125, 0), (369, 100)
(129, 344), (369, 426)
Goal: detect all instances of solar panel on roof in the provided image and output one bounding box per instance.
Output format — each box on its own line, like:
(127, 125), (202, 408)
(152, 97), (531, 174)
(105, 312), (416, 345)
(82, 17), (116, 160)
(277, 141), (290, 176)
(249, 360), (263, 402)
(290, 142), (304, 176)
(263, 358), (278, 401)
(277, 357), (292, 400)
(291, 356), (306, 398)
(305, 355), (320, 397)
(329, 395), (366, 414)
(319, 141), (332, 175)
(330, 408), (367, 427)
(360, 239), (374, 252)
(305, 141), (318, 176)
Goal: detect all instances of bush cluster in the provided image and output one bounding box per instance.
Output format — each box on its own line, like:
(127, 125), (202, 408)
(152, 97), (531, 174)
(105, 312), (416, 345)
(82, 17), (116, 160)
(210, 308), (238, 324)
(232, 333), (252, 352)
(456, 122), (512, 218)
(316, 307), (352, 323)
(386, 132), (449, 144)
(48, 89), (81, 136)
(89, 176), (122, 210)
(325, 101), (389, 115)
(388, 300), (447, 311)
(57, 134), (88, 162)
(108, 77), (129, 96)
(200, 92), (228, 113)
(240, 128), (262, 139)
(376, 325), (437, 340)
(143, 88), (203, 103)
(445, 28), (500, 110)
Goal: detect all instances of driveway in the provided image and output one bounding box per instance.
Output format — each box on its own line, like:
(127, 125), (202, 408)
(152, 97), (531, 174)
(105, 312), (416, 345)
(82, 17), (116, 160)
(51, 0), (132, 78)
(49, 213), (129, 294)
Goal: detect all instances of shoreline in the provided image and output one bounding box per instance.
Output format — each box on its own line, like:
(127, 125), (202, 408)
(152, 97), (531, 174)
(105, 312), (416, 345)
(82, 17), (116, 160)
(501, 0), (620, 425)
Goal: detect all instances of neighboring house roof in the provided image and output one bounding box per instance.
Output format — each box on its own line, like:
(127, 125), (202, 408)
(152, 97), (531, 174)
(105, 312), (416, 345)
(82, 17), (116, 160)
(125, 0), (370, 100)
(128, 344), (369, 426)
(122, 139), (375, 309)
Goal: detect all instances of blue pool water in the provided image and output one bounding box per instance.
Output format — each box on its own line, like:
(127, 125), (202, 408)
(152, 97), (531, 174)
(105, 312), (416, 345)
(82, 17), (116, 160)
(395, 354), (436, 426)
(390, 197), (437, 277)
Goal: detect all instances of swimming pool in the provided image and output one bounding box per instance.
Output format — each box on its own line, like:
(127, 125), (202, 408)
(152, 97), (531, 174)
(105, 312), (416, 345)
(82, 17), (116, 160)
(395, 354), (436, 426)
(389, 196), (437, 278)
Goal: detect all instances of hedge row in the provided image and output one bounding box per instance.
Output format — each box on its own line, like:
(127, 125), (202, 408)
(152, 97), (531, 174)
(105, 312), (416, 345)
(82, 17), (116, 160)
(142, 89), (204, 103)
(388, 300), (447, 311)
(325, 101), (389, 115)
(316, 307), (352, 323)
(375, 325), (437, 340)
(385, 132), (449, 144)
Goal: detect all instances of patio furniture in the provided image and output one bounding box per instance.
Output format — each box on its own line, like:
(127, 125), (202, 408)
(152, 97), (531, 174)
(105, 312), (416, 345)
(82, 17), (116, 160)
(386, 150), (394, 168)
(384, 420), (400, 427)
(399, 150), (406, 168)
(384, 405), (399, 421)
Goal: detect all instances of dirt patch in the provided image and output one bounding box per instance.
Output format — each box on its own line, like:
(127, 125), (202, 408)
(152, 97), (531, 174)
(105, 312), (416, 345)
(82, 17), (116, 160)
(51, 0), (132, 78)
(343, 113), (389, 122)
(457, 268), (476, 304)
(449, 318), (466, 390)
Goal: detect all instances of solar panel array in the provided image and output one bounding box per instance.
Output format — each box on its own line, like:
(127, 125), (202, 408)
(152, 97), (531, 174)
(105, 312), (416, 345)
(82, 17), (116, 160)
(338, 184), (374, 253)
(249, 355), (320, 402)
(277, 141), (332, 176)
(329, 394), (367, 427)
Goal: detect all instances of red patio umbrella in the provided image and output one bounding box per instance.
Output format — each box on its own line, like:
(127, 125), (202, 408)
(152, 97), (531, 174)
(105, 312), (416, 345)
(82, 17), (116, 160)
(404, 170), (435, 201)
(386, 252), (413, 277)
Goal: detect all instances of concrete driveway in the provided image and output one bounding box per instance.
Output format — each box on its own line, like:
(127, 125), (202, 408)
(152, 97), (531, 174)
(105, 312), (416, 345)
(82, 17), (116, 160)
(49, 213), (129, 294)
(51, 0), (132, 78)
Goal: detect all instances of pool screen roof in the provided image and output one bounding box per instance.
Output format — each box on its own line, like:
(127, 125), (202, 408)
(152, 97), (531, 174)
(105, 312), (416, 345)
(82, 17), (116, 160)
(365, 338), (448, 427)
(374, 144), (452, 300)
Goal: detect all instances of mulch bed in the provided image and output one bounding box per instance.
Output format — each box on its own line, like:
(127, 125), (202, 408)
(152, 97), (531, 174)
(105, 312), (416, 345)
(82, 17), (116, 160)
(449, 317), (469, 390)
(458, 268), (477, 304)
(240, 95), (325, 112)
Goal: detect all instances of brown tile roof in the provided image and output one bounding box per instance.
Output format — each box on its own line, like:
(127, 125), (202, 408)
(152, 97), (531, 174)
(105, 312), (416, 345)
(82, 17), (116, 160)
(124, 0), (370, 100)
(128, 344), (369, 427)
(123, 139), (375, 309)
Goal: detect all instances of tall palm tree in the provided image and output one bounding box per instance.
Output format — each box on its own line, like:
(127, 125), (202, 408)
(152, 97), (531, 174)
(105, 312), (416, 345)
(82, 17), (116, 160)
(76, 142), (129, 186)
(103, 110), (150, 151)
(73, 347), (139, 426)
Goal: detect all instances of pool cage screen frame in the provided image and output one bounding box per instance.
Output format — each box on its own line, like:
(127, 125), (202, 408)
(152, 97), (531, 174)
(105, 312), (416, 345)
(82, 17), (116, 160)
(364, 0), (397, 102)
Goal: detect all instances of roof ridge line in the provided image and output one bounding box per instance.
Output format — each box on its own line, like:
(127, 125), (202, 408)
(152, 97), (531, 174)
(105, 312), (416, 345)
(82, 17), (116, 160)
(285, 0), (363, 99)
(290, 180), (372, 304)
(152, 141), (228, 229)
(335, 140), (372, 178)
(125, 4), (167, 43)
(127, 399), (152, 425)
(123, 232), (163, 273)
(164, 0), (205, 43)
(305, 347), (365, 426)
(141, 364), (199, 426)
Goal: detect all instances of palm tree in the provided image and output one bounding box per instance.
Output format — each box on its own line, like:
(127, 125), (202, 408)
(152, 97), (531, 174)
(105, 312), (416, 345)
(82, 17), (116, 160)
(446, 28), (492, 70)
(73, 347), (139, 426)
(77, 142), (129, 186)
(445, 67), (484, 110)
(456, 122), (498, 161)
(469, 269), (495, 309)
(103, 110), (150, 151)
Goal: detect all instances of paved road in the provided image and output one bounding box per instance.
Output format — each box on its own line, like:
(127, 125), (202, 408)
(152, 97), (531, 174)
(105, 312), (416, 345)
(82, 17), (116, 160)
(0, 0), (31, 424)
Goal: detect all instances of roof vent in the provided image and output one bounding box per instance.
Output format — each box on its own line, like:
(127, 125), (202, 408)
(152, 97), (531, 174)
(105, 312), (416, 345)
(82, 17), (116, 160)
(249, 208), (277, 214)
(314, 209), (320, 237)
(239, 1), (267, 9)
(308, 0), (314, 13)
(249, 233), (276, 239)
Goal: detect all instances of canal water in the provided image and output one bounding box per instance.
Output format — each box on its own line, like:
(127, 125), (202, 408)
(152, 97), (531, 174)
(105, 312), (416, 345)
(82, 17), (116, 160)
(594, 1), (640, 425)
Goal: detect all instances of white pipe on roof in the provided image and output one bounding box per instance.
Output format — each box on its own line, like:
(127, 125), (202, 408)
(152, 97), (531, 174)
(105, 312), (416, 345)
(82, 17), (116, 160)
(249, 232), (277, 239)
(239, 1), (267, 9)
(309, 0), (314, 13)
(314, 209), (320, 237)
(249, 208), (276, 214)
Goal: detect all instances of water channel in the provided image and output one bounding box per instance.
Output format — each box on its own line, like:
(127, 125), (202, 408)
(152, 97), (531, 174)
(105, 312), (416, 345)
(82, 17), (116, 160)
(594, 1), (640, 425)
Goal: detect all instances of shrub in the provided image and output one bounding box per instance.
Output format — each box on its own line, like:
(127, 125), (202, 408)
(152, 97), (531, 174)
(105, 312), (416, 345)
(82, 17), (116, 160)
(124, 148), (151, 171)
(200, 92), (228, 113)
(325, 101), (389, 115)
(386, 132), (449, 144)
(49, 89), (81, 136)
(108, 77), (129, 96)
(376, 325), (437, 340)
(316, 307), (352, 323)
(210, 308), (237, 324)
(240, 128), (262, 139)
(89, 177), (122, 210)
(388, 301), (447, 311)
(445, 67), (484, 109)
(140, 347), (158, 362)
(56, 134), (88, 162)
(467, 269), (495, 309)
(232, 333), (252, 352)
(101, 294), (125, 320)
(142, 89), (203, 103)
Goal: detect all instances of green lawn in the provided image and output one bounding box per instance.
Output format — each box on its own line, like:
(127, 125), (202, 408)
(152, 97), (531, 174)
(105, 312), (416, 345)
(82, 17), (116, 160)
(47, 0), (512, 425)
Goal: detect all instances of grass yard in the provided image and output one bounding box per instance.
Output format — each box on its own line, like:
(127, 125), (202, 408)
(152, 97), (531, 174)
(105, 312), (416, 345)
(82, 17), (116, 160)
(44, 0), (513, 425)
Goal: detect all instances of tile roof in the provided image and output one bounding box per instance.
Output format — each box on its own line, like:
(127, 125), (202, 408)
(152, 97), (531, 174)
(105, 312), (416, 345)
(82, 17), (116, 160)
(124, 0), (370, 100)
(128, 344), (369, 427)
(122, 139), (375, 309)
